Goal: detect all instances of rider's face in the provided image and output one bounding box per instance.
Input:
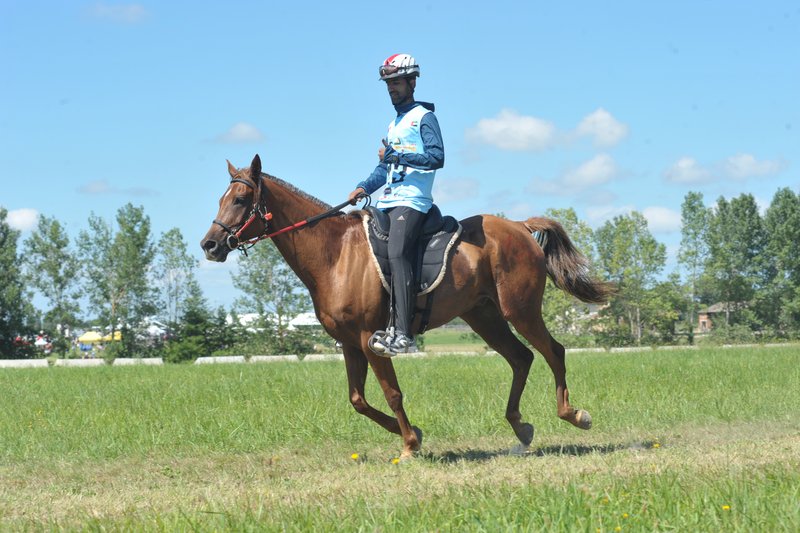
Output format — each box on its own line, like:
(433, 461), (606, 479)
(386, 77), (415, 106)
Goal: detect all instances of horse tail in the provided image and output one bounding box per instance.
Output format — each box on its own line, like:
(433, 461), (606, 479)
(523, 217), (614, 304)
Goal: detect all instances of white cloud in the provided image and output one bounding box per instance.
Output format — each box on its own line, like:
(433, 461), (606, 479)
(466, 109), (556, 151)
(642, 206), (681, 233)
(583, 189), (618, 206)
(585, 204), (634, 226)
(562, 154), (618, 188)
(88, 2), (148, 24)
(583, 204), (680, 233)
(433, 177), (480, 203)
(7, 208), (39, 231)
(723, 153), (786, 180)
(534, 154), (619, 195)
(216, 122), (265, 144)
(79, 180), (113, 195)
(663, 157), (713, 184)
(753, 195), (771, 216)
(664, 153), (786, 185)
(575, 108), (629, 147)
(466, 108), (629, 152)
(502, 202), (536, 220)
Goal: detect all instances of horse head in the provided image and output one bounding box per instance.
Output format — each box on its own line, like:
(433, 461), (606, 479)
(201, 154), (271, 262)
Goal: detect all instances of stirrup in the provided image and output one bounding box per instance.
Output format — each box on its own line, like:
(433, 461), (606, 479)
(368, 330), (394, 357)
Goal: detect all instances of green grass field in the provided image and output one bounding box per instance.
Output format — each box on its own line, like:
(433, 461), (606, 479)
(1, 346), (798, 531)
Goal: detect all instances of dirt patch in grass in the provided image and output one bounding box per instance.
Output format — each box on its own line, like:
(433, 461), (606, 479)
(1, 420), (797, 527)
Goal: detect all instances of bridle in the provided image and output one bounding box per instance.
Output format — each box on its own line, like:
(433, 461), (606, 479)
(213, 174), (370, 255)
(212, 177), (273, 253)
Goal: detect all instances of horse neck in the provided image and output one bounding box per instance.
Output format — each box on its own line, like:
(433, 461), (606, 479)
(261, 176), (346, 286)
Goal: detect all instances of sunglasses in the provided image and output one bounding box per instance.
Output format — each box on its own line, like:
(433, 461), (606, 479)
(379, 64), (401, 77)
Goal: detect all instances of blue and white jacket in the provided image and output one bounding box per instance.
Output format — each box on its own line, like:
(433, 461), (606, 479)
(357, 101), (444, 214)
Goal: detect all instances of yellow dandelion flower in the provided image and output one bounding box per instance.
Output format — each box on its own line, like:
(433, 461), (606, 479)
(391, 457), (400, 465)
(622, 513), (629, 519)
(722, 505), (731, 511)
(350, 453), (359, 461)
(615, 527), (622, 532)
(652, 442), (661, 449)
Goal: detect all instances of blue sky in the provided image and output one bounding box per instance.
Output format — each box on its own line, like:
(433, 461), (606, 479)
(2, 1), (798, 310)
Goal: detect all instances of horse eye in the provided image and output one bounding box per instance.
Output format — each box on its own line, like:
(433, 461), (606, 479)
(234, 196), (247, 205)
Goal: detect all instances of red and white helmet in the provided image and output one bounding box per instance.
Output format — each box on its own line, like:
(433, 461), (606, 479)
(378, 53), (420, 81)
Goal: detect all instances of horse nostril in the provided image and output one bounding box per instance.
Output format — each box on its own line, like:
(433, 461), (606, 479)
(202, 239), (217, 252)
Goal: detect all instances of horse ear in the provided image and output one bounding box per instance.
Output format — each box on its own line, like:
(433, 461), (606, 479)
(227, 160), (237, 179)
(250, 154), (262, 178)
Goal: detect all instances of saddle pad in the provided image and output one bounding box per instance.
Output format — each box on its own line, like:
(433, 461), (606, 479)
(363, 213), (462, 296)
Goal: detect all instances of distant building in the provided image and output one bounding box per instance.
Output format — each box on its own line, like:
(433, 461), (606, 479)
(226, 312), (321, 331)
(696, 302), (746, 332)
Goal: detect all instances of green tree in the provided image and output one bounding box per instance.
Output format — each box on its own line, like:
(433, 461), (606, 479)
(705, 194), (765, 327)
(163, 279), (212, 363)
(0, 208), (35, 358)
(22, 215), (81, 354)
(232, 241), (313, 354)
(207, 305), (242, 354)
(760, 188), (800, 335)
(78, 204), (157, 355)
(594, 211), (666, 345)
(640, 273), (684, 344)
(677, 192), (711, 343)
(155, 227), (199, 326)
(541, 208), (597, 338)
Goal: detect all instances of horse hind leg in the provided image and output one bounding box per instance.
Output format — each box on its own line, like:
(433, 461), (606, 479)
(461, 304), (536, 450)
(510, 314), (592, 430)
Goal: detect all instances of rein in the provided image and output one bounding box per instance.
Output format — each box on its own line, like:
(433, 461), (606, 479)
(213, 176), (369, 255)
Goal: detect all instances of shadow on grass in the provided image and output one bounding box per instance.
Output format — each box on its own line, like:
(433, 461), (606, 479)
(421, 440), (661, 464)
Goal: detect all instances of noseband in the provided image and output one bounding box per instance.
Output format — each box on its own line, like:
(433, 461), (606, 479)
(212, 177), (273, 252)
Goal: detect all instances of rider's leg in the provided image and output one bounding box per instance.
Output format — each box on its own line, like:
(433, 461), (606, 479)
(386, 206), (425, 342)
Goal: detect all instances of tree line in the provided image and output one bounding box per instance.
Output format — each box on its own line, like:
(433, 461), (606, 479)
(540, 187), (800, 347)
(2, 186), (798, 359)
(0, 203), (316, 360)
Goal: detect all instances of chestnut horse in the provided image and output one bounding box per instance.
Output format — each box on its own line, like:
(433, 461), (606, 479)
(201, 155), (612, 459)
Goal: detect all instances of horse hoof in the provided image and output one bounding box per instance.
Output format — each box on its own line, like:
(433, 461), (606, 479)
(412, 426), (424, 450)
(575, 410), (592, 430)
(516, 423), (535, 446)
(398, 450), (416, 463)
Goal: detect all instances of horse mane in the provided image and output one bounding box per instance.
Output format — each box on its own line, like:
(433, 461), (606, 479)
(259, 172), (332, 210)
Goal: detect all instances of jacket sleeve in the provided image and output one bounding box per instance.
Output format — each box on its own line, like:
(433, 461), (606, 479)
(396, 112), (444, 170)
(357, 163), (388, 195)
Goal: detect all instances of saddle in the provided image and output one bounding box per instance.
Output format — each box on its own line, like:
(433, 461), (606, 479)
(363, 205), (462, 297)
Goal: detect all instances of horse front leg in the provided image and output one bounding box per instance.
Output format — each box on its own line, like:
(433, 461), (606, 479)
(342, 344), (402, 435)
(359, 334), (422, 459)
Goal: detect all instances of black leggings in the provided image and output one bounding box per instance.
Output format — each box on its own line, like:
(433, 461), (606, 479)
(386, 206), (426, 335)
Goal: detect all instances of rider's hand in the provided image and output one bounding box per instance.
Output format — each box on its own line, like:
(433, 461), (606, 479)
(348, 187), (366, 205)
(381, 139), (399, 165)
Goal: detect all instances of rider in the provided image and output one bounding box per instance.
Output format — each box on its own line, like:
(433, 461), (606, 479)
(348, 53), (445, 356)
